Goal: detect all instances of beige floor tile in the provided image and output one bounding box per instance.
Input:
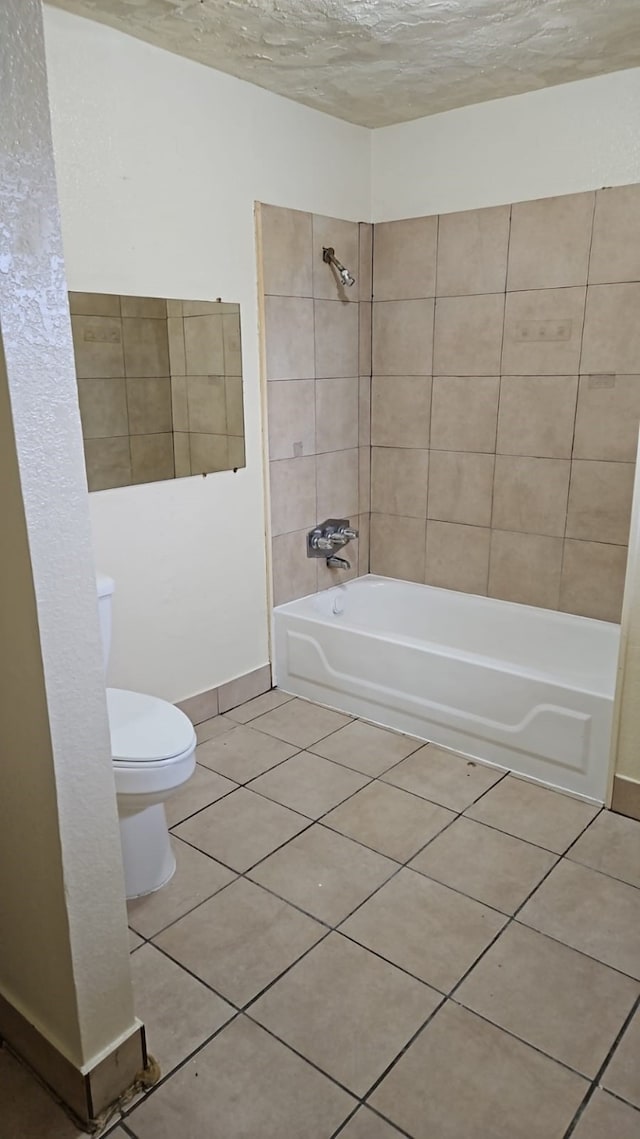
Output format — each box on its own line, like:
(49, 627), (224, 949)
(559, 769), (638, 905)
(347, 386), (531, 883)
(519, 859), (640, 979)
(173, 788), (309, 872)
(129, 927), (144, 952)
(224, 689), (293, 723)
(456, 923), (638, 1077)
(369, 1001), (587, 1139)
(195, 715), (233, 744)
(154, 877), (325, 1006)
(341, 868), (506, 992)
(195, 725), (299, 783)
(248, 752), (370, 819)
(127, 838), (235, 938)
(310, 719), (421, 776)
(382, 745), (504, 811)
(251, 697), (351, 747)
(249, 823), (397, 925)
(602, 1008), (640, 1109)
(409, 816), (557, 913)
(570, 1090), (640, 1139)
(568, 809), (640, 888)
(323, 781), (455, 862)
(0, 1047), (90, 1139)
(250, 934), (440, 1096)
(131, 943), (234, 1076)
(336, 1107), (405, 1138)
(465, 775), (599, 853)
(165, 763), (236, 827)
(127, 1016), (355, 1139)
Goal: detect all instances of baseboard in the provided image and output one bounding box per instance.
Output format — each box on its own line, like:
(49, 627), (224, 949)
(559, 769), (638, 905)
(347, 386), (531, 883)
(610, 773), (640, 821)
(0, 991), (147, 1125)
(177, 663), (272, 724)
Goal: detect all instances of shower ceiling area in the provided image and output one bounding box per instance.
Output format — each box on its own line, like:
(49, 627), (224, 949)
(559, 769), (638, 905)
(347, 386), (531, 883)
(46, 0), (640, 127)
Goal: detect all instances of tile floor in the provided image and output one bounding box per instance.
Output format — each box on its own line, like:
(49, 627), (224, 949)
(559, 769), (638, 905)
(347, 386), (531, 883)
(2, 689), (640, 1138)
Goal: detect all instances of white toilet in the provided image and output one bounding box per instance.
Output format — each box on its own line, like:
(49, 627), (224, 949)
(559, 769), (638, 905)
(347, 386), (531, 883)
(97, 574), (197, 899)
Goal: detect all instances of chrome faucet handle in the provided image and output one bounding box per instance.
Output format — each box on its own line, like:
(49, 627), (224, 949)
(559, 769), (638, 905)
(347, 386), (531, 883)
(340, 526), (359, 540)
(329, 531), (349, 547)
(310, 533), (333, 551)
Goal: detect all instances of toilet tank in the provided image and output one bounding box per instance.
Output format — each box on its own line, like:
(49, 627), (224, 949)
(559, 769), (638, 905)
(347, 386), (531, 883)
(96, 574), (115, 671)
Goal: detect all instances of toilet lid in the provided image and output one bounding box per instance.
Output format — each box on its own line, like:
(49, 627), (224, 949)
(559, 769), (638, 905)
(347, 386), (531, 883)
(107, 688), (196, 763)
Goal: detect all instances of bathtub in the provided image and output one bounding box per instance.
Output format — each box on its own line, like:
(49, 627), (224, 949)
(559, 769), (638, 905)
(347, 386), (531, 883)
(273, 575), (620, 802)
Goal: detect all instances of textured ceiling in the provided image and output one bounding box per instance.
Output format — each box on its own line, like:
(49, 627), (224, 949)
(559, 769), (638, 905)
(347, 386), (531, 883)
(47, 0), (640, 128)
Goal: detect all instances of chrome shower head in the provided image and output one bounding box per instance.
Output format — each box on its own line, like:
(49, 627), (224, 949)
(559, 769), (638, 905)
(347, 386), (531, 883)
(322, 246), (356, 288)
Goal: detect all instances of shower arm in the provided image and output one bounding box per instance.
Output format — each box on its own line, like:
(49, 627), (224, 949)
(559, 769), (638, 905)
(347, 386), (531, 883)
(322, 247), (356, 288)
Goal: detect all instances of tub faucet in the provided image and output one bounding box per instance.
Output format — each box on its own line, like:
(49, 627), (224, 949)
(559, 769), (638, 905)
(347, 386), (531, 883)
(307, 518), (359, 558)
(326, 555), (350, 570)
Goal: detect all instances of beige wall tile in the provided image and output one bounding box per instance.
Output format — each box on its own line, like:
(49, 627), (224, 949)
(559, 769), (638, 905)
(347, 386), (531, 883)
(267, 379), (315, 460)
(573, 375), (640, 461)
(358, 222), (373, 301)
(373, 216), (437, 300)
(431, 376), (499, 452)
(71, 315), (124, 379)
(225, 377), (245, 436)
(77, 377), (128, 439)
(566, 460), (634, 545)
(68, 291), (120, 317)
(127, 377), (172, 434)
(313, 215), (360, 301)
(265, 296), (315, 381)
(359, 302), (372, 376)
(120, 295), (167, 319)
(589, 185), (640, 284)
(502, 288), (586, 375)
(356, 512), (370, 573)
(425, 521), (490, 595)
(166, 299), (183, 318)
(316, 448), (359, 520)
(272, 530), (317, 606)
(582, 284), (640, 375)
(122, 316), (170, 378)
(314, 300), (359, 378)
(167, 317), (186, 375)
(261, 204), (313, 297)
(373, 300), (434, 376)
(489, 530), (563, 609)
(171, 375), (189, 431)
(492, 455), (570, 536)
(433, 294), (504, 376)
(84, 437), (131, 491)
(507, 193), (594, 290)
(130, 433), (174, 484)
(316, 377), (359, 452)
(359, 376), (371, 446)
(228, 436), (246, 469)
(371, 376), (431, 449)
(173, 431), (191, 478)
(359, 446), (371, 513)
(190, 432), (229, 474)
(497, 376), (578, 458)
(183, 315), (224, 376)
(436, 205), (510, 296)
(187, 376), (227, 435)
(371, 447), (428, 518)
(428, 451), (494, 526)
(560, 539), (627, 622)
(370, 513), (426, 582)
(182, 300), (235, 316)
(223, 312), (242, 376)
(270, 455), (317, 536)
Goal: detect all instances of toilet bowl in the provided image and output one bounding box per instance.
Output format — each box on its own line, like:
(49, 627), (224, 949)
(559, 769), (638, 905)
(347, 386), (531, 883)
(97, 576), (196, 899)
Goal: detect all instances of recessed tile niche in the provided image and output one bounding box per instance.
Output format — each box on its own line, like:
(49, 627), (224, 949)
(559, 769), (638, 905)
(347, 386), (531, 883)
(69, 292), (246, 490)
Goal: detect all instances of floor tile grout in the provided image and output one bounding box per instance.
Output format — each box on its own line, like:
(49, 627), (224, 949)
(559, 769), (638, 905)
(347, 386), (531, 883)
(561, 992), (640, 1137)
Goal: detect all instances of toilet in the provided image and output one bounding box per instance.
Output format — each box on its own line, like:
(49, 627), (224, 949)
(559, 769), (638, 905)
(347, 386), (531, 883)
(97, 574), (197, 899)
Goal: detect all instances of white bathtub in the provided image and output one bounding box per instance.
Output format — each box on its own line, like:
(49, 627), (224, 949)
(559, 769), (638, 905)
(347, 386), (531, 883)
(273, 575), (620, 802)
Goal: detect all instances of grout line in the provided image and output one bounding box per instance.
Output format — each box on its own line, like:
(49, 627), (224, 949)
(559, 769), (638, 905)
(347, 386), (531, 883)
(561, 992), (640, 1138)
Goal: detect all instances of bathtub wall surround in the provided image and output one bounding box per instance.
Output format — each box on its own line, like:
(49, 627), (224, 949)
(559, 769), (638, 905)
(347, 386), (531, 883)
(370, 183), (640, 622)
(70, 292), (245, 489)
(256, 204), (373, 606)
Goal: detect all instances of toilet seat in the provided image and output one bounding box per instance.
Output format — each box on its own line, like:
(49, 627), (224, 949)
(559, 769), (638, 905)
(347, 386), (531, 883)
(107, 688), (196, 764)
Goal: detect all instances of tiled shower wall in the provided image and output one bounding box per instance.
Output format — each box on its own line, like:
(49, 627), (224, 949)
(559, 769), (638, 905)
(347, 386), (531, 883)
(258, 205), (372, 605)
(370, 185), (640, 622)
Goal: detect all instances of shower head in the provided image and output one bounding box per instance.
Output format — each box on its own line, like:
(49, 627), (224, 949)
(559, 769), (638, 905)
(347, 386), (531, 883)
(322, 246), (356, 288)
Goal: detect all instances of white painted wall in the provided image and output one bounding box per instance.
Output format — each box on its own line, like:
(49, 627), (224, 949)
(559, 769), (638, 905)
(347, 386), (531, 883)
(372, 68), (640, 220)
(43, 5), (371, 703)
